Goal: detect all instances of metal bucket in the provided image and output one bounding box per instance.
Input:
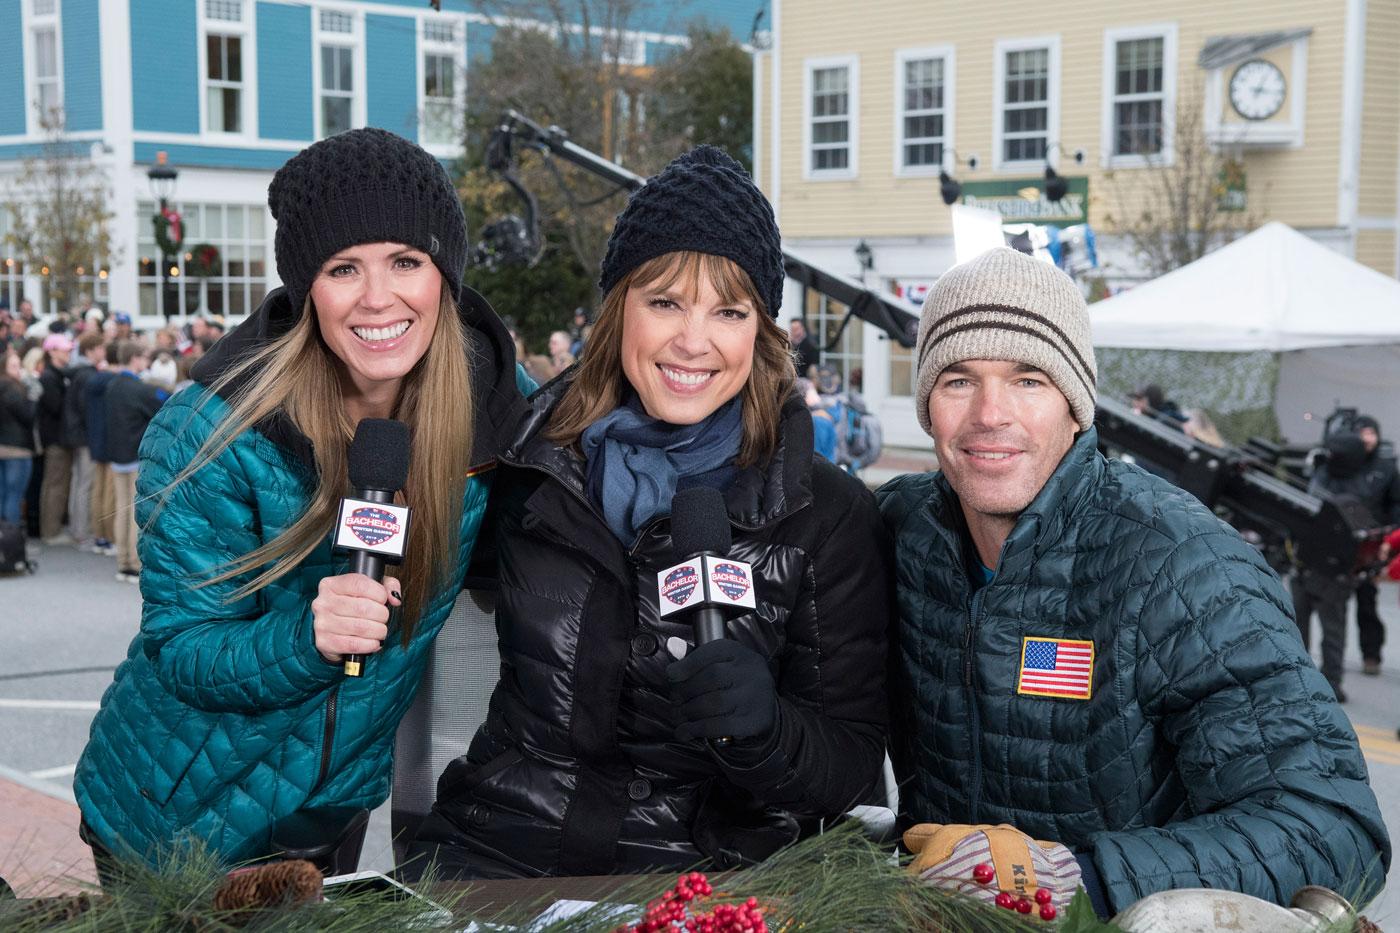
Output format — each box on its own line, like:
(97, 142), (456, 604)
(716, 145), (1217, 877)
(1112, 886), (1356, 933)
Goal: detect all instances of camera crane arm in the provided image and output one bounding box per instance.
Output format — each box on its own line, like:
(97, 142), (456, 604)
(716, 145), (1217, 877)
(479, 110), (921, 349)
(476, 110), (1378, 572)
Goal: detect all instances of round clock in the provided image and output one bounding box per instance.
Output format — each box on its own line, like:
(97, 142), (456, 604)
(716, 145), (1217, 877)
(1229, 59), (1286, 121)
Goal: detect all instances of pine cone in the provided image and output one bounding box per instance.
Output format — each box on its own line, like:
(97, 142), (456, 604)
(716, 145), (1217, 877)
(212, 860), (323, 925)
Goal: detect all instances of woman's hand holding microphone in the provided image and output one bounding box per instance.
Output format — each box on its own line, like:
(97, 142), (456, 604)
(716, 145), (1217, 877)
(312, 573), (402, 664)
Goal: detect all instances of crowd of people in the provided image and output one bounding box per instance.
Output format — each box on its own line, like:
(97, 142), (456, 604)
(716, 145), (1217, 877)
(0, 126), (1384, 920)
(0, 303), (229, 578)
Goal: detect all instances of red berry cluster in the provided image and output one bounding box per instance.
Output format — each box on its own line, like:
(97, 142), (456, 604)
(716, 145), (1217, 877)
(614, 872), (769, 933)
(973, 863), (1057, 921)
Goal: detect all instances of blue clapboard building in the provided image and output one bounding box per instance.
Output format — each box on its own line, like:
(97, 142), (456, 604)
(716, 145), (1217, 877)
(0, 0), (764, 322)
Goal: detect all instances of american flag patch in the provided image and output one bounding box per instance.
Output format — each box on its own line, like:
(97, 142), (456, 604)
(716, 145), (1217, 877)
(1017, 637), (1094, 699)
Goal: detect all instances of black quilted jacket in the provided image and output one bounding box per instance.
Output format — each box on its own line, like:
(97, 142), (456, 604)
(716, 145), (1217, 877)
(877, 428), (1390, 912)
(425, 379), (889, 876)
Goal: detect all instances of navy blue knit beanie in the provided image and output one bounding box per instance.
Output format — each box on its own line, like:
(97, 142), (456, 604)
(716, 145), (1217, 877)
(599, 146), (784, 319)
(268, 127), (468, 314)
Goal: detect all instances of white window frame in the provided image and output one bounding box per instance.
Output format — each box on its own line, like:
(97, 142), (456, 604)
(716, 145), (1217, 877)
(992, 35), (1060, 173)
(315, 5), (366, 140)
(197, 0), (257, 140)
(802, 54), (859, 181)
(22, 0), (63, 134)
(418, 15), (466, 156)
(1101, 23), (1177, 169)
(893, 45), (955, 178)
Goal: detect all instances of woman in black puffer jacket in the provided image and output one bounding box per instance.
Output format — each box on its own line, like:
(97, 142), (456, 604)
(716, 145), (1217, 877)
(407, 148), (889, 879)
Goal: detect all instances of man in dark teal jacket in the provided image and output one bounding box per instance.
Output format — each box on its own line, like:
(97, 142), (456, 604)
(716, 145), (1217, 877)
(877, 247), (1389, 916)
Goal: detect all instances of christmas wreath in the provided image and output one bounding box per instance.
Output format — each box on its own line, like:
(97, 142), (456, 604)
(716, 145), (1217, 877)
(153, 206), (184, 258)
(186, 242), (222, 278)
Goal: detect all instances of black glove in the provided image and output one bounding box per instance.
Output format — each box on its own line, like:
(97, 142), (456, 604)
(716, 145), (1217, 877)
(667, 639), (777, 743)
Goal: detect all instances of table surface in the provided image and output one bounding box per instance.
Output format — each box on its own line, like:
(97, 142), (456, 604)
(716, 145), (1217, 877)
(445, 874), (651, 925)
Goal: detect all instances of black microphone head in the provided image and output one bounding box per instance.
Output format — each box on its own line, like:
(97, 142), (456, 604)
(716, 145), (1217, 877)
(348, 418), (411, 492)
(670, 486), (731, 559)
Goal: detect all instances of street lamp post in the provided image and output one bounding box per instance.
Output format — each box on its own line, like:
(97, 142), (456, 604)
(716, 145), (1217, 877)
(146, 151), (179, 320)
(854, 239), (874, 285)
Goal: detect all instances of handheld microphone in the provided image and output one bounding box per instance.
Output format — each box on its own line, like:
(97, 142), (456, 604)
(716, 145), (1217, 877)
(659, 487), (756, 746)
(333, 419), (412, 677)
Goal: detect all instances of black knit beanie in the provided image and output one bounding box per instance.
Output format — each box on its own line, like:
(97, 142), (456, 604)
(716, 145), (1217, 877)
(599, 146), (784, 319)
(268, 127), (468, 314)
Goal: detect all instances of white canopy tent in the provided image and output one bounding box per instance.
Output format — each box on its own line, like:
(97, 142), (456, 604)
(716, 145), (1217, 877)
(1089, 222), (1400, 443)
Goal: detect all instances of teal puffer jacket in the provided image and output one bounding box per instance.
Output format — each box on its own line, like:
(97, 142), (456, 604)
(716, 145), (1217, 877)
(877, 429), (1390, 912)
(73, 387), (487, 864)
(74, 285), (529, 865)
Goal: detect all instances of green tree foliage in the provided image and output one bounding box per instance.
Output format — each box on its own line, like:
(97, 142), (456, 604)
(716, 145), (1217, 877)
(454, 5), (753, 355)
(648, 24), (754, 172)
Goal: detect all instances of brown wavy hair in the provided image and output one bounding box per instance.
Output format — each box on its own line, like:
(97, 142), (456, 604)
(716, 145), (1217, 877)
(546, 251), (794, 468)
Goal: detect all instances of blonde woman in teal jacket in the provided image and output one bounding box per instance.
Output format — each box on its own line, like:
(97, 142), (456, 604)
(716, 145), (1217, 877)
(74, 129), (529, 870)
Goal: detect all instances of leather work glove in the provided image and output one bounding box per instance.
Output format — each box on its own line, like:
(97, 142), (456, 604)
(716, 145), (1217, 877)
(904, 823), (1081, 915)
(666, 639), (777, 743)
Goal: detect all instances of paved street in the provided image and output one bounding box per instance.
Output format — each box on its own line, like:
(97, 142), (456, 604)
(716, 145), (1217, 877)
(3, 540), (1399, 921)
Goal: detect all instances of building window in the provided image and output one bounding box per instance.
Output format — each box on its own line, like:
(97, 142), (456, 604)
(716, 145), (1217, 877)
(994, 37), (1059, 169)
(804, 291), (864, 396)
(895, 47), (954, 175)
(137, 201), (270, 320)
(1002, 49), (1048, 162)
(422, 54), (455, 145)
(25, 0), (61, 126)
(320, 10), (353, 33)
(200, 0), (251, 136)
(321, 47), (354, 136)
(1102, 25), (1177, 166)
(204, 0), (241, 22)
(0, 212), (27, 313)
(206, 35), (243, 133)
(317, 10), (361, 139)
(1112, 38), (1164, 155)
(421, 19), (462, 149)
(423, 21), (455, 44)
(805, 55), (859, 179)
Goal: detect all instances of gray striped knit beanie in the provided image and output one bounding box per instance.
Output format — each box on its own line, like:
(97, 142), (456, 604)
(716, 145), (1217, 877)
(915, 247), (1096, 435)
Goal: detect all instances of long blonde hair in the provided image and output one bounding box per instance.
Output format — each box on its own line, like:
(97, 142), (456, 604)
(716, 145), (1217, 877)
(547, 251), (794, 468)
(159, 281), (473, 641)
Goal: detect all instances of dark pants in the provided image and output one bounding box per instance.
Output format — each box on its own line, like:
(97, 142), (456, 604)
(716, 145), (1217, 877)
(78, 819), (124, 890)
(1355, 578), (1385, 663)
(1292, 571), (1352, 692)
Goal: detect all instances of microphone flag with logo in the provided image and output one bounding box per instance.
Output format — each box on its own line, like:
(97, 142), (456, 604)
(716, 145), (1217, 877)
(334, 418), (412, 677)
(658, 487), (756, 641)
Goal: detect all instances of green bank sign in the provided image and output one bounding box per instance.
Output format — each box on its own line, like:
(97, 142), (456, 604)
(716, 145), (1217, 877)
(959, 176), (1089, 225)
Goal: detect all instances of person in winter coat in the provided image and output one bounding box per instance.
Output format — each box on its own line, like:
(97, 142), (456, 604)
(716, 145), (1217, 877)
(1288, 428), (1400, 697)
(103, 341), (170, 582)
(62, 330), (106, 550)
(407, 147), (889, 880)
(74, 128), (528, 874)
(37, 332), (73, 543)
(878, 248), (1388, 918)
(1346, 415), (1400, 676)
(0, 348), (37, 525)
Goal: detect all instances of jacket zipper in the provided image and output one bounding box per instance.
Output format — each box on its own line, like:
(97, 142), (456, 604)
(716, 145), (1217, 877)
(965, 587), (986, 822)
(317, 686), (338, 791)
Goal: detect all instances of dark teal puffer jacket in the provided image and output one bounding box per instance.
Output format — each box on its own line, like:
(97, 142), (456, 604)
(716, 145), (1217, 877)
(74, 286), (530, 865)
(877, 429), (1390, 912)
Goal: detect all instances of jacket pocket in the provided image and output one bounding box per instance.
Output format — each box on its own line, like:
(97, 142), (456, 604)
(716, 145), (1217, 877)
(140, 714), (218, 809)
(461, 747), (525, 794)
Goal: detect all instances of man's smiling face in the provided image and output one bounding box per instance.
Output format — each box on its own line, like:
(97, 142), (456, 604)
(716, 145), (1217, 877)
(927, 359), (1078, 522)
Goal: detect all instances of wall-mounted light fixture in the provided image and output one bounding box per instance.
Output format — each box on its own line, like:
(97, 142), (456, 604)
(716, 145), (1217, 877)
(1043, 144), (1086, 202)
